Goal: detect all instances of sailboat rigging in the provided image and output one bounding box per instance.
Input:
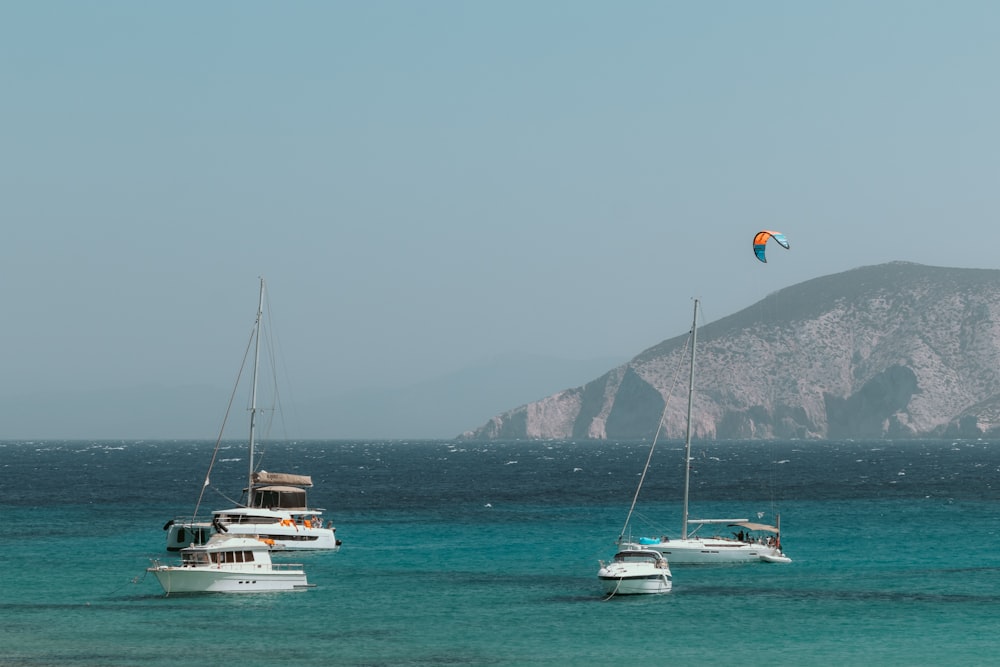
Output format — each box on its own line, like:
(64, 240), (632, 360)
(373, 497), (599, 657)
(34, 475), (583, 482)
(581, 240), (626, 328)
(618, 298), (790, 565)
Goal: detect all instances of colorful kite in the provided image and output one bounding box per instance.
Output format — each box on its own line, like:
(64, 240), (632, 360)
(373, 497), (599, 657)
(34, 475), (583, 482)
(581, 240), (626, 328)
(753, 230), (790, 263)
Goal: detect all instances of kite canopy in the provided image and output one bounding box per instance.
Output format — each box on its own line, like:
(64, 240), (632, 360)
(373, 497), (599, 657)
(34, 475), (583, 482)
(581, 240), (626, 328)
(753, 230), (790, 263)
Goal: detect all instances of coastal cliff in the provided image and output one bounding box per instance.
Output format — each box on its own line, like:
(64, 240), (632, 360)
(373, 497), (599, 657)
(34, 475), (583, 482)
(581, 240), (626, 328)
(463, 262), (1000, 440)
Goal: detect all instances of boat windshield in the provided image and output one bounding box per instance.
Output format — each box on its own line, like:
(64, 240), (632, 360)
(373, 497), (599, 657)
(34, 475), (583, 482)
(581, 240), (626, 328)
(615, 551), (660, 563)
(182, 552), (212, 566)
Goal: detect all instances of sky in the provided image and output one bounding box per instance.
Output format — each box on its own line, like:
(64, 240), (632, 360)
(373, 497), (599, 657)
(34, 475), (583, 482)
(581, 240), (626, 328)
(3, 2), (1000, 438)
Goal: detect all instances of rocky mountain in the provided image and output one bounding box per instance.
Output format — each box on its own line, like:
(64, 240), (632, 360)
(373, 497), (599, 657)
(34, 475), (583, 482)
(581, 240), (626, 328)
(462, 262), (1000, 441)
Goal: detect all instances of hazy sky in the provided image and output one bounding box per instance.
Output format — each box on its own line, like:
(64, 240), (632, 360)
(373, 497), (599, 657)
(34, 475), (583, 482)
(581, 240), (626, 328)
(4, 2), (1000, 434)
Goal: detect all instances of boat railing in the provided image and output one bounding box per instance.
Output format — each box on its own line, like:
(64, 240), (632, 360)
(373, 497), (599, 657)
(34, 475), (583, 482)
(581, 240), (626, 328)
(165, 515), (214, 526)
(269, 562), (304, 571)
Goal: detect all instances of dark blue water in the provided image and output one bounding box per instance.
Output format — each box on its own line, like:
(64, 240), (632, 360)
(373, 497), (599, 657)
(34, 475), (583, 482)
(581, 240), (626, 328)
(1, 439), (998, 665)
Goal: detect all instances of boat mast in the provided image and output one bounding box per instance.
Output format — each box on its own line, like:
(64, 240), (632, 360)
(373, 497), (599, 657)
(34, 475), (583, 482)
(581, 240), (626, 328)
(680, 298), (698, 540)
(247, 277), (265, 508)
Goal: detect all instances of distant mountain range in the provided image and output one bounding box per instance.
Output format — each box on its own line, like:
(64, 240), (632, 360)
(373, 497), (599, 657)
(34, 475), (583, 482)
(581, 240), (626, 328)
(462, 262), (1000, 441)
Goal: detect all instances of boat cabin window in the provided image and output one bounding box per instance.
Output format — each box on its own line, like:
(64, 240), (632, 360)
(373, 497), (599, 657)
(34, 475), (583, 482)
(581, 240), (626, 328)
(209, 550), (256, 564)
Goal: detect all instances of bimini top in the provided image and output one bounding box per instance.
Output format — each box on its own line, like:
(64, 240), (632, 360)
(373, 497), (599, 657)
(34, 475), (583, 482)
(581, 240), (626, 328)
(728, 521), (779, 533)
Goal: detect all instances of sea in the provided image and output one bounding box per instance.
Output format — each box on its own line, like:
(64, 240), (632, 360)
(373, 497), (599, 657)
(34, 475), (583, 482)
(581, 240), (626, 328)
(1, 438), (998, 667)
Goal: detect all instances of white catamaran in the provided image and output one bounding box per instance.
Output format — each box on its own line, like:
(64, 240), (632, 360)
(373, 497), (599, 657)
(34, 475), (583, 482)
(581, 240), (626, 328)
(164, 278), (341, 552)
(617, 299), (791, 565)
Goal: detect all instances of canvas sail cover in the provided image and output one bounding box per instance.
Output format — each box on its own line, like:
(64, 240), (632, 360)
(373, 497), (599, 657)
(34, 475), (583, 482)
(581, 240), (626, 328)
(252, 471), (313, 487)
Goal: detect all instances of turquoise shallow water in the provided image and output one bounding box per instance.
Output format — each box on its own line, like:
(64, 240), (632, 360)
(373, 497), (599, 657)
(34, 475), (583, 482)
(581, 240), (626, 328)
(1, 440), (998, 666)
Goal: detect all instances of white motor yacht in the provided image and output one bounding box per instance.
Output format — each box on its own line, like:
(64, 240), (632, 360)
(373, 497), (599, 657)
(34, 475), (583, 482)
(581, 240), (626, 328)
(597, 549), (673, 596)
(148, 534), (312, 594)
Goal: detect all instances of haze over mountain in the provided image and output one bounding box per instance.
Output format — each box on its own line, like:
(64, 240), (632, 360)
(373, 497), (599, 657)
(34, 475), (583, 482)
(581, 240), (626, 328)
(0, 354), (621, 441)
(463, 263), (1000, 441)
(303, 353), (624, 440)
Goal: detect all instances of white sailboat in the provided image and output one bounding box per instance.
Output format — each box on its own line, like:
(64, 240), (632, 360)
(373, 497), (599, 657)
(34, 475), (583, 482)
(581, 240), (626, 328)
(164, 278), (341, 552)
(618, 299), (791, 565)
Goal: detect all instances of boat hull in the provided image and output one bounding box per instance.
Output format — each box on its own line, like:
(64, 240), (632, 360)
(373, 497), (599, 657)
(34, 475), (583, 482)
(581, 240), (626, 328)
(597, 566), (672, 595)
(221, 523), (340, 551)
(165, 520), (340, 552)
(622, 538), (790, 565)
(148, 565), (310, 594)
